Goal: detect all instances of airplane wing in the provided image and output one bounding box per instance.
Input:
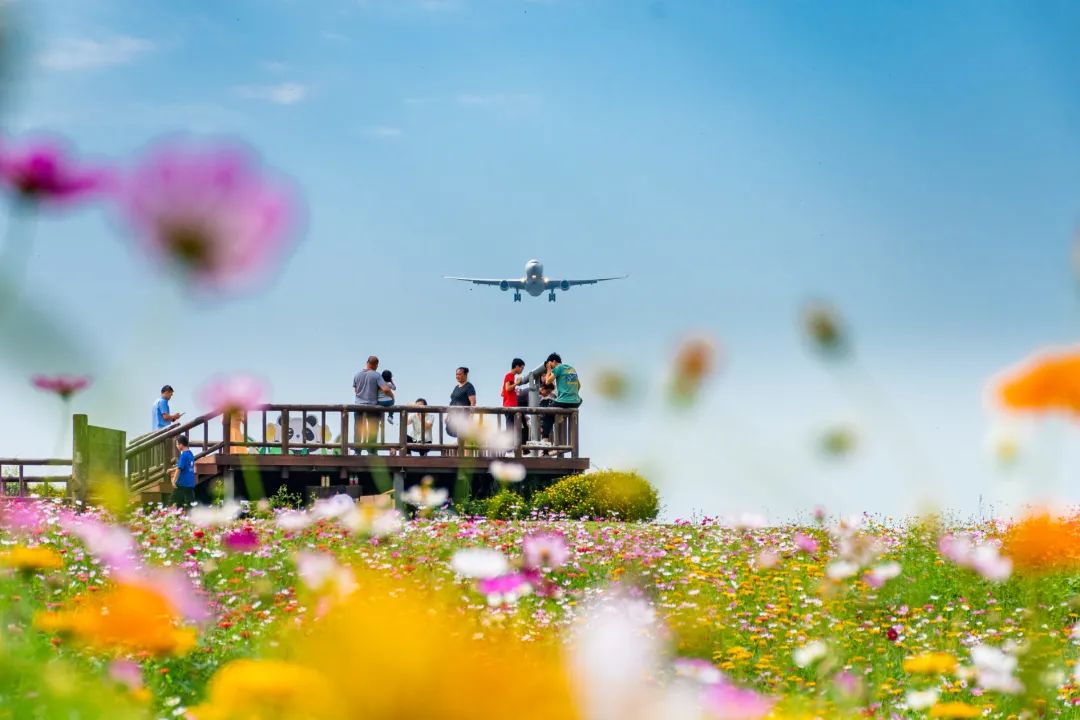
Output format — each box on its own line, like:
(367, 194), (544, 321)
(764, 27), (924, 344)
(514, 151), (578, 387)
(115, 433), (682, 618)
(444, 277), (526, 288)
(545, 275), (628, 289)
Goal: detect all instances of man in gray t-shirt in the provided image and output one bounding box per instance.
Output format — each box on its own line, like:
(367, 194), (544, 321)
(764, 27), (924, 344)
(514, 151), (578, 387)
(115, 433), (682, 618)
(353, 355), (393, 450)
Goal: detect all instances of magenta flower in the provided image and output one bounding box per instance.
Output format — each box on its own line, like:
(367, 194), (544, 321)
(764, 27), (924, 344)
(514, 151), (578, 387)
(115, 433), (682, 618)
(522, 531), (570, 571)
(703, 682), (775, 720)
(0, 139), (110, 205)
(793, 532), (819, 555)
(222, 525), (259, 553)
(198, 374), (267, 414)
(119, 141), (297, 292)
(31, 374), (90, 400)
(477, 572), (532, 602)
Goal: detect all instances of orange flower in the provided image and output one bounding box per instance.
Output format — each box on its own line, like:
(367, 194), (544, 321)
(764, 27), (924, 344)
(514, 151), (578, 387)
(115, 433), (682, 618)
(929, 702), (981, 718)
(1002, 512), (1080, 575)
(33, 581), (196, 656)
(0, 545), (63, 571)
(995, 348), (1080, 414)
(671, 336), (719, 404)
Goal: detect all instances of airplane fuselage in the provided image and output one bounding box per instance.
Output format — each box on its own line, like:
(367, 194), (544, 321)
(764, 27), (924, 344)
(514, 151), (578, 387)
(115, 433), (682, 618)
(523, 259), (546, 296)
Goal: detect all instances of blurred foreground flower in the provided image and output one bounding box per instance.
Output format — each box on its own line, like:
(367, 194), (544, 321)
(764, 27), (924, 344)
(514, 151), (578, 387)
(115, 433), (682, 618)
(403, 476), (449, 509)
(189, 659), (339, 720)
(490, 460), (526, 483)
(192, 571), (578, 719)
(1002, 511), (1080, 575)
(0, 139), (109, 205)
(34, 580), (198, 656)
(993, 347), (1080, 415)
(31, 374), (90, 400)
(118, 141), (296, 293)
(198, 374), (267, 414)
(523, 531), (570, 571)
(594, 367), (629, 401)
(819, 425), (856, 457)
(0, 544), (63, 572)
(903, 652), (958, 675)
(801, 301), (848, 357)
(670, 335), (718, 406)
(222, 525), (259, 552)
(451, 547), (509, 579)
(938, 533), (1012, 581)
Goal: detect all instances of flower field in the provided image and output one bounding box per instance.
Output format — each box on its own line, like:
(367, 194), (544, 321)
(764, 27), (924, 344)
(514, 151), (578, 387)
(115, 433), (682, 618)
(3, 497), (1080, 719)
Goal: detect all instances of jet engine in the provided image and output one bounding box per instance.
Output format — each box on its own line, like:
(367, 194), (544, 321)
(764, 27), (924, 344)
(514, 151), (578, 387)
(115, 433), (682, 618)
(500, 280), (509, 291)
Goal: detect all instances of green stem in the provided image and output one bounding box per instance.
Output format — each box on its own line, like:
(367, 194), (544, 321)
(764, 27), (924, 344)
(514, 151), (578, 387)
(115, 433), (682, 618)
(0, 198), (36, 315)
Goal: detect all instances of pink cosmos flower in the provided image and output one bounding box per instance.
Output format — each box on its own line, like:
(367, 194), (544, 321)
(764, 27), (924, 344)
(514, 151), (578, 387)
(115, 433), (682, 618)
(118, 141), (296, 292)
(0, 140), (109, 205)
(222, 525), (259, 552)
(793, 532), (819, 554)
(31, 374), (90, 400)
(522, 531), (570, 571)
(477, 572), (532, 603)
(108, 660), (144, 692)
(198, 374), (267, 414)
(0, 499), (47, 534)
(703, 681), (775, 719)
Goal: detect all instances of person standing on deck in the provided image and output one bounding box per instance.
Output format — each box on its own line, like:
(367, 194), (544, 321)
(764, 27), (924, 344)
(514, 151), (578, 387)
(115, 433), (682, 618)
(543, 353), (582, 449)
(501, 358), (528, 446)
(170, 435), (196, 507)
(446, 366), (477, 437)
(153, 385), (183, 430)
(353, 356), (393, 453)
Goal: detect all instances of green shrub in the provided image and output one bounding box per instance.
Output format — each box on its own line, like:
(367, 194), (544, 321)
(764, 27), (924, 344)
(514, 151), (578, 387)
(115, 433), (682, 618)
(485, 489), (529, 520)
(269, 484), (304, 510)
(531, 469), (659, 522)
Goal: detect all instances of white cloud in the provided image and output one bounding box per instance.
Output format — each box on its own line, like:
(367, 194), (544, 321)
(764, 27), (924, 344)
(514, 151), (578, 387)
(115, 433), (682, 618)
(234, 82), (308, 105)
(363, 125), (403, 139)
(39, 35), (154, 71)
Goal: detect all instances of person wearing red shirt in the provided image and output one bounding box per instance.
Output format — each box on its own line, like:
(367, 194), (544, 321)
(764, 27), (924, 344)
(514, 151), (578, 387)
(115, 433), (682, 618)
(502, 358), (527, 448)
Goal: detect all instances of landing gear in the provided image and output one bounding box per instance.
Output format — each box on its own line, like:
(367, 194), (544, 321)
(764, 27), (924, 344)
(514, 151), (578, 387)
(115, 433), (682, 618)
(514, 292), (522, 302)
(548, 292), (557, 302)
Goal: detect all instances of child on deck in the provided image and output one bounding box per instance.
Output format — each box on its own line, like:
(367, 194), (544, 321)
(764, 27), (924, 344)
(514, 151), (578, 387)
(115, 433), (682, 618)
(378, 370), (397, 424)
(170, 435), (196, 507)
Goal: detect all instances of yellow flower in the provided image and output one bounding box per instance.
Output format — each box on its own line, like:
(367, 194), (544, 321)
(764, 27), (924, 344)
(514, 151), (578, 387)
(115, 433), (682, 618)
(33, 581), (196, 656)
(189, 660), (339, 720)
(902, 652), (958, 675)
(0, 545), (63, 571)
(929, 702), (981, 718)
(196, 570), (579, 719)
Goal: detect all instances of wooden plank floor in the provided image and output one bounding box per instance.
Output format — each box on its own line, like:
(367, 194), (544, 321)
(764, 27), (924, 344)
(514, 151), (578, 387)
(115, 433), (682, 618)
(196, 453), (590, 479)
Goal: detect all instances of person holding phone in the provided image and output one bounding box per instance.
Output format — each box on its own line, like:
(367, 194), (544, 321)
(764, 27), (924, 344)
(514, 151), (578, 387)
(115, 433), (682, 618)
(153, 385), (183, 430)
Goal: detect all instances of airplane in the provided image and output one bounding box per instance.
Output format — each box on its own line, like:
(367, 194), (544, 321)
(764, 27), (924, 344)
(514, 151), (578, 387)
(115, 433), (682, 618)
(445, 259), (628, 302)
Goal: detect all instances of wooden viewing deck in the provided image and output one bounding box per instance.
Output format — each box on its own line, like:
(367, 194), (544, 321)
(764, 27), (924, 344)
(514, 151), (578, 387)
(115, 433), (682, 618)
(0, 405), (589, 505)
(126, 404), (589, 504)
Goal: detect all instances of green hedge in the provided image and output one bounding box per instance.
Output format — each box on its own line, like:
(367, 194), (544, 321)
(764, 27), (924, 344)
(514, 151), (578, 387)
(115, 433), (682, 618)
(529, 470), (660, 522)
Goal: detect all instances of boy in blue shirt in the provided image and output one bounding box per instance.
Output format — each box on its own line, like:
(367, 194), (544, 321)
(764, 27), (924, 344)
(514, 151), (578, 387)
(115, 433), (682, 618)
(170, 435), (196, 507)
(153, 385), (183, 430)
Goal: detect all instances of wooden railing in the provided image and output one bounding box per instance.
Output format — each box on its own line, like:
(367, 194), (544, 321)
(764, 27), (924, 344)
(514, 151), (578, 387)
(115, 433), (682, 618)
(126, 404), (580, 493)
(0, 458), (71, 497)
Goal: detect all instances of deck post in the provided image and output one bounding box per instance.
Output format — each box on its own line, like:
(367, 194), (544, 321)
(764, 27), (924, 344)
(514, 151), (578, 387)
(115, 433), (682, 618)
(340, 410), (349, 456)
(393, 472), (405, 512)
(280, 414), (290, 455)
(222, 412), (232, 455)
(513, 412), (523, 458)
(17, 465), (25, 497)
(571, 410), (580, 458)
(223, 468), (236, 502)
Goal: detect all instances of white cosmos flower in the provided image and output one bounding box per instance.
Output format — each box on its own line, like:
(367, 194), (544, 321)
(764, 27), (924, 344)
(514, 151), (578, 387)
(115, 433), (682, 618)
(450, 548), (509, 579)
(971, 644), (1023, 694)
(274, 509), (312, 531)
(311, 494), (356, 521)
(341, 505), (404, 537)
(189, 501), (243, 528)
(490, 460), (527, 483)
(905, 688), (939, 710)
(295, 551), (357, 599)
(569, 589), (662, 720)
(403, 484), (449, 508)
(793, 640), (828, 668)
(825, 560), (859, 580)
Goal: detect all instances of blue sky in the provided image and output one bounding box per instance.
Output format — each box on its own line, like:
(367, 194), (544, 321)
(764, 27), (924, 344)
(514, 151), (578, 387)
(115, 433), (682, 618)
(3, 0), (1080, 520)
